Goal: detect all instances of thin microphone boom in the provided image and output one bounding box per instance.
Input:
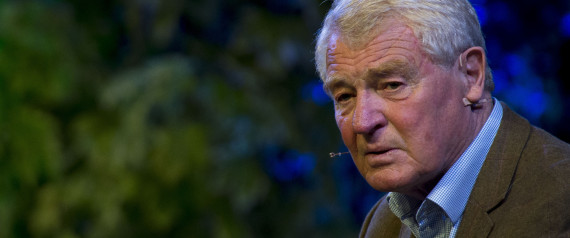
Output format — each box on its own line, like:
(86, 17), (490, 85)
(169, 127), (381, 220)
(329, 152), (349, 158)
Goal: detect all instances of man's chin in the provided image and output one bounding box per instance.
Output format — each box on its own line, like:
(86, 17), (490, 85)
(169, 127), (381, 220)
(365, 172), (413, 193)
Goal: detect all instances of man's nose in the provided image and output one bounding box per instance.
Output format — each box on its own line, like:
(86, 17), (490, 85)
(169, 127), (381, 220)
(352, 91), (387, 135)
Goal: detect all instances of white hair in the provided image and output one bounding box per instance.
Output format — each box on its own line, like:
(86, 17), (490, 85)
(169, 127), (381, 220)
(315, 0), (494, 91)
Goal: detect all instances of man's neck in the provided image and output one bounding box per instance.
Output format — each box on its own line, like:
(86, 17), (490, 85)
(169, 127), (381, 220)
(404, 96), (495, 201)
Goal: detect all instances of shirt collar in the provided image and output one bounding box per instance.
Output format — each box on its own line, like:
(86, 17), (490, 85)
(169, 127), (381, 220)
(388, 99), (503, 224)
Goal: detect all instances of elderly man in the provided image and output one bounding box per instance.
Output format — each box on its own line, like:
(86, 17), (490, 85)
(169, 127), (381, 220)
(315, 0), (570, 237)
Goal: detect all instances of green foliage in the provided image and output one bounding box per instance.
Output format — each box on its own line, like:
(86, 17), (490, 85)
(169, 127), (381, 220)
(0, 0), (362, 237)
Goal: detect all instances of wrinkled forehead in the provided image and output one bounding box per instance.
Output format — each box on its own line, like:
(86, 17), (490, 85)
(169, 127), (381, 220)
(325, 21), (425, 81)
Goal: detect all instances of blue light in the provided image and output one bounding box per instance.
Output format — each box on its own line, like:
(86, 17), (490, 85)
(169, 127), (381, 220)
(473, 5), (488, 27)
(311, 83), (330, 105)
(524, 91), (546, 120)
(303, 80), (331, 105)
(297, 153), (316, 173)
(505, 84), (547, 122)
(504, 84), (527, 108)
(504, 54), (525, 77)
(560, 13), (570, 37)
(492, 69), (509, 94)
(266, 150), (316, 182)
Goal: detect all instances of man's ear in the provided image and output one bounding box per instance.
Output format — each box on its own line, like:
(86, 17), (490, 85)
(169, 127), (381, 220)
(461, 46), (486, 102)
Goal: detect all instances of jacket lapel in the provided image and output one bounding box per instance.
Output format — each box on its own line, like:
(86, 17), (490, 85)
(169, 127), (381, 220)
(455, 103), (531, 237)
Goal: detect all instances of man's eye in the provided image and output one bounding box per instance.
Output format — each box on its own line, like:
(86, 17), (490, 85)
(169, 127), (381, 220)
(335, 93), (353, 103)
(385, 82), (404, 90)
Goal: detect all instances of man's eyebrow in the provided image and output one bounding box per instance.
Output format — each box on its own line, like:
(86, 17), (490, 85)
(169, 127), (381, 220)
(364, 60), (418, 82)
(323, 75), (352, 96)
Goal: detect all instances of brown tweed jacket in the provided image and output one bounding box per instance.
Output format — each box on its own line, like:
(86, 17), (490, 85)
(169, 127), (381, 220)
(359, 103), (570, 238)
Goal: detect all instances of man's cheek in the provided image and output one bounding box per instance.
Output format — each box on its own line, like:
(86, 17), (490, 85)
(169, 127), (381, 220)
(335, 114), (348, 132)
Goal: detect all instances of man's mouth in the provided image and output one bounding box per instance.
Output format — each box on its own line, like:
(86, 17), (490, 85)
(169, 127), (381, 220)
(364, 148), (396, 167)
(364, 146), (394, 155)
(366, 149), (391, 155)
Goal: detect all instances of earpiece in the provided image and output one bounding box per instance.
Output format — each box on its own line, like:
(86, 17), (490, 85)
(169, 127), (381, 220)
(463, 97), (492, 107)
(462, 97), (472, 106)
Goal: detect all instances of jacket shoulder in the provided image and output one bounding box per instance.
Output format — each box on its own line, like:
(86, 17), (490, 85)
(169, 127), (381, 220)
(359, 195), (410, 238)
(458, 104), (570, 237)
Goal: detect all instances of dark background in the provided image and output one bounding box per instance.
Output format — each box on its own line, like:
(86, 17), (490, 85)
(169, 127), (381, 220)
(0, 0), (569, 237)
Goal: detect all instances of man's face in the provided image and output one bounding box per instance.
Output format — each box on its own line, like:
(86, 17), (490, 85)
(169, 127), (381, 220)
(325, 19), (472, 197)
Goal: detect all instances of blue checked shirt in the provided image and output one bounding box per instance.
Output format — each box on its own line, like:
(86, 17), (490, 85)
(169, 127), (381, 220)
(387, 99), (503, 238)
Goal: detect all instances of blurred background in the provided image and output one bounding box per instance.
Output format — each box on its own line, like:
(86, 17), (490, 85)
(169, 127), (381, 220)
(0, 0), (569, 237)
